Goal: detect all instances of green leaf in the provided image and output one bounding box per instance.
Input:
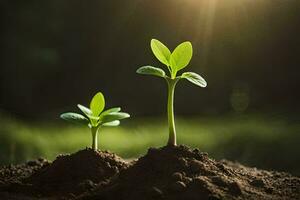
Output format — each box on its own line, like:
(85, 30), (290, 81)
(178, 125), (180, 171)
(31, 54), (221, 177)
(77, 104), (92, 116)
(181, 72), (207, 87)
(102, 120), (120, 127)
(170, 41), (193, 72)
(150, 39), (171, 66)
(100, 107), (121, 118)
(136, 66), (165, 77)
(60, 112), (89, 125)
(101, 112), (130, 124)
(90, 92), (105, 116)
(77, 104), (100, 127)
(87, 115), (100, 121)
(101, 107), (121, 115)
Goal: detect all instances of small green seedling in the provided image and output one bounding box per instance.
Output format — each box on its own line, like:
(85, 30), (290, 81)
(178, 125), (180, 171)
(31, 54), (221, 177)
(60, 92), (130, 150)
(137, 39), (207, 146)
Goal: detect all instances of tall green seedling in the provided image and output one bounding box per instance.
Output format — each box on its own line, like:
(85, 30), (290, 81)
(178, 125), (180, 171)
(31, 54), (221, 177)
(137, 39), (207, 146)
(60, 92), (130, 150)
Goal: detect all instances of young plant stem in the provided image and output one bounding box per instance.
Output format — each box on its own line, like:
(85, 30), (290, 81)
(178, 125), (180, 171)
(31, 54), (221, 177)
(166, 78), (178, 146)
(91, 127), (99, 150)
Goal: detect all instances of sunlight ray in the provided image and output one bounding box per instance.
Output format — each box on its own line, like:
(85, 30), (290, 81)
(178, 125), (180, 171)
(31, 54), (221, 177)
(198, 0), (217, 69)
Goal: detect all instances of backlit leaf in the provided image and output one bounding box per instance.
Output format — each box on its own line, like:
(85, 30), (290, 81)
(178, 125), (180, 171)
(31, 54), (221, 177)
(90, 92), (105, 116)
(181, 72), (207, 87)
(101, 112), (130, 123)
(136, 66), (165, 77)
(99, 107), (121, 119)
(60, 112), (88, 125)
(77, 104), (92, 116)
(150, 39), (171, 66)
(170, 42), (193, 72)
(102, 120), (120, 127)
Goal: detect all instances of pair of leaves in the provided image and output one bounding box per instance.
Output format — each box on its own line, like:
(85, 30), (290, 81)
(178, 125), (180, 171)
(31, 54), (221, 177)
(60, 110), (126, 127)
(60, 92), (130, 128)
(137, 66), (206, 88)
(151, 39), (192, 78)
(137, 39), (207, 88)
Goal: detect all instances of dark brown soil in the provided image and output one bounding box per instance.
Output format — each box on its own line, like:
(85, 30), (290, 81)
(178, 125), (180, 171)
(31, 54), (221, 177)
(0, 146), (299, 200)
(0, 148), (128, 199)
(0, 158), (50, 186)
(26, 148), (128, 195)
(0, 158), (50, 199)
(80, 145), (300, 200)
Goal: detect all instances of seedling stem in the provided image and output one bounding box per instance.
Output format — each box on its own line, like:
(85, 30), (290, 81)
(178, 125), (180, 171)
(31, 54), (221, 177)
(91, 127), (99, 150)
(167, 78), (178, 146)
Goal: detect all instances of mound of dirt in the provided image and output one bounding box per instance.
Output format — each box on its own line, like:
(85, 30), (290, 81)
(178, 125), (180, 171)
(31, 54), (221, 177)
(0, 148), (129, 199)
(81, 145), (300, 200)
(0, 158), (49, 186)
(27, 148), (128, 196)
(0, 158), (50, 200)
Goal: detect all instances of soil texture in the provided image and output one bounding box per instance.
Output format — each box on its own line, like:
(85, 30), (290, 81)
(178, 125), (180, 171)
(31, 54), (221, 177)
(0, 158), (49, 186)
(0, 145), (299, 200)
(80, 145), (300, 200)
(0, 148), (128, 199)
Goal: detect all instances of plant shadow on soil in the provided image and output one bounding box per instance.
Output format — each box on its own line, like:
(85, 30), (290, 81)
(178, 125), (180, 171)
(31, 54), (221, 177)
(0, 145), (299, 200)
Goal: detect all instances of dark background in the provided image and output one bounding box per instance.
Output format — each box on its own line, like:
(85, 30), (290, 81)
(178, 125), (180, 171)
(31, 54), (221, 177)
(1, 0), (300, 119)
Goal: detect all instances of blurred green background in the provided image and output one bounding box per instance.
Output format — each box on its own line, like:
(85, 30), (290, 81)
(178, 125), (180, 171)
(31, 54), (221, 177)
(0, 0), (300, 175)
(1, 113), (300, 175)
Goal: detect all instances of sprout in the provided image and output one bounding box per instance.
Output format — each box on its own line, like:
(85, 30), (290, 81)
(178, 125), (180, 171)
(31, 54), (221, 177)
(137, 39), (207, 146)
(60, 92), (130, 150)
